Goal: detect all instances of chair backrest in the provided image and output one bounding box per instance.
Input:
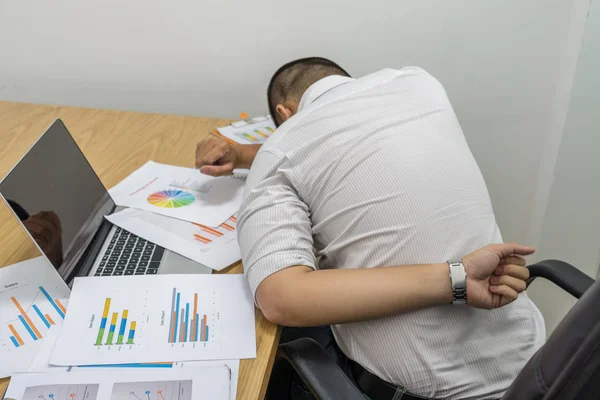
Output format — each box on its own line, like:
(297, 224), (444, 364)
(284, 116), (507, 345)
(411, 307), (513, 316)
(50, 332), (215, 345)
(502, 278), (600, 400)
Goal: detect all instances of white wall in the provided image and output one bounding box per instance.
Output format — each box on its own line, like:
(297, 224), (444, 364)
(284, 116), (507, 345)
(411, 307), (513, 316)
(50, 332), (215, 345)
(0, 0), (589, 248)
(0, 1), (594, 293)
(527, 0), (600, 334)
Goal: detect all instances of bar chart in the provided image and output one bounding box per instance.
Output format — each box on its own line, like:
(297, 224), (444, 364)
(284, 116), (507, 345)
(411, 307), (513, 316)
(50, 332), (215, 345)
(168, 287), (217, 345)
(94, 298), (137, 346)
(0, 257), (71, 378)
(49, 274), (254, 366)
(6, 285), (67, 348)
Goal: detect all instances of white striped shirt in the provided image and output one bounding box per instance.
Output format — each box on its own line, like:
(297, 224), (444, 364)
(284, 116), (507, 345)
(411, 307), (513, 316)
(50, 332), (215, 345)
(238, 68), (545, 399)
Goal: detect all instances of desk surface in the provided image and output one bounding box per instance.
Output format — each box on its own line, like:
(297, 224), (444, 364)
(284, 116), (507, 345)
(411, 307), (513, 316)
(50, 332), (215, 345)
(0, 101), (280, 399)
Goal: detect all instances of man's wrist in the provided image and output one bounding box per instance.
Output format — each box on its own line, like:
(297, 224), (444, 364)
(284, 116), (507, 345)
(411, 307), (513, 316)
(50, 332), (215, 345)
(233, 144), (260, 169)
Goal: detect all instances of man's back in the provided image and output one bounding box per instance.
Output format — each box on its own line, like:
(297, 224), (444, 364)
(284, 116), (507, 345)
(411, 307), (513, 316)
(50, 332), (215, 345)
(241, 68), (545, 399)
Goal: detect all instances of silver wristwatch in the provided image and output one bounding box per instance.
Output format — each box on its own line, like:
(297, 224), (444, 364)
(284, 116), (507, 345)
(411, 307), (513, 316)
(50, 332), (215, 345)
(448, 260), (467, 304)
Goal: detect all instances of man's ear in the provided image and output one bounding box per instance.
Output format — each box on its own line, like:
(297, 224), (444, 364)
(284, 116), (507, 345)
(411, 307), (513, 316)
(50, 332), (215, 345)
(275, 104), (294, 124)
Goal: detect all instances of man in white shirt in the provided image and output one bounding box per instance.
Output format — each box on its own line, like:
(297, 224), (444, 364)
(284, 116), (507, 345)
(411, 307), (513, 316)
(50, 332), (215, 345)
(196, 57), (545, 399)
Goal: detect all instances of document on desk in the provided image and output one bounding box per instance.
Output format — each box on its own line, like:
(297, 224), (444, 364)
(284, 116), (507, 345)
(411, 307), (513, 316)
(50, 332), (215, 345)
(50, 274), (256, 366)
(105, 209), (240, 271)
(28, 325), (241, 400)
(108, 161), (244, 227)
(5, 366), (230, 400)
(0, 257), (70, 378)
(217, 115), (276, 145)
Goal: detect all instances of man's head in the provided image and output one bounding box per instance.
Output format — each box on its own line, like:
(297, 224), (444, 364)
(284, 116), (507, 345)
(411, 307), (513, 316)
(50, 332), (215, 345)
(267, 57), (350, 127)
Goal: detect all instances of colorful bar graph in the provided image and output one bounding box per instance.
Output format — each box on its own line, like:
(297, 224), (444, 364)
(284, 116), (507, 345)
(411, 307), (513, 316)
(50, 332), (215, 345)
(10, 336), (20, 347)
(11, 296), (41, 339)
(33, 304), (51, 328)
(95, 298), (111, 346)
(168, 288), (208, 344)
(8, 324), (24, 346)
(265, 126), (275, 133)
(45, 314), (56, 325)
(117, 310), (129, 345)
(106, 312), (118, 345)
(127, 321), (136, 344)
(39, 286), (65, 319)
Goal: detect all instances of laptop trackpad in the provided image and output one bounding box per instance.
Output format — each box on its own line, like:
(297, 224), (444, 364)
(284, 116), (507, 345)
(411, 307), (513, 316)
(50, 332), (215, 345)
(160, 251), (212, 275)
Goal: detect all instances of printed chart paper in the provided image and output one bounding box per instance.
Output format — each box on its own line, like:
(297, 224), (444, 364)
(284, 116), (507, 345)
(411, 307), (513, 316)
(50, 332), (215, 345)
(29, 324), (241, 400)
(50, 275), (255, 366)
(106, 209), (240, 271)
(0, 257), (70, 378)
(108, 161), (244, 227)
(5, 367), (230, 400)
(216, 115), (276, 145)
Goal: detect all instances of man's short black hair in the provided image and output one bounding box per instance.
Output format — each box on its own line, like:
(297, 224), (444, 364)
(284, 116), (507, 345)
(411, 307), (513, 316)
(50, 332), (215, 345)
(267, 57), (350, 126)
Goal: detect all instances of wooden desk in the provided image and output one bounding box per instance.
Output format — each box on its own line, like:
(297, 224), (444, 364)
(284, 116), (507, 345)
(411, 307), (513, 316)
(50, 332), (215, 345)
(0, 101), (281, 398)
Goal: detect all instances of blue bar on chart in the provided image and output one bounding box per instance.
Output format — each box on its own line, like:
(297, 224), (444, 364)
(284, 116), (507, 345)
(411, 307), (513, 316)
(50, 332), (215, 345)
(184, 303), (190, 342)
(10, 336), (20, 347)
(39, 285), (65, 319)
(32, 304), (51, 328)
(169, 288), (207, 343)
(18, 316), (38, 340)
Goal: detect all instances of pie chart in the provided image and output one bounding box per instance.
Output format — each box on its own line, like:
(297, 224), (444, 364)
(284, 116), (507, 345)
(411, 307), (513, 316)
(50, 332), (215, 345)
(147, 190), (195, 208)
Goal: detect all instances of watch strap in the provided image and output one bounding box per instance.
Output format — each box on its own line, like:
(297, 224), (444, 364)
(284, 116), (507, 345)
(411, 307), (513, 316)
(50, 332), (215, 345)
(448, 260), (467, 305)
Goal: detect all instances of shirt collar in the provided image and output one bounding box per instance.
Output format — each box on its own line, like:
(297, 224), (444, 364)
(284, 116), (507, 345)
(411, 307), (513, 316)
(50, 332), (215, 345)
(297, 75), (355, 112)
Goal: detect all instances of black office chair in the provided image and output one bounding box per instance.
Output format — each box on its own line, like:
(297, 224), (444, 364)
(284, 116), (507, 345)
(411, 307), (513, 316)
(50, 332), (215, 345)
(269, 260), (598, 400)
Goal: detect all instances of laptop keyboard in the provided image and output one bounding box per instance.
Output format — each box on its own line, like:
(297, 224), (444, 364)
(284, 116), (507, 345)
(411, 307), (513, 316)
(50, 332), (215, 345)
(94, 227), (164, 276)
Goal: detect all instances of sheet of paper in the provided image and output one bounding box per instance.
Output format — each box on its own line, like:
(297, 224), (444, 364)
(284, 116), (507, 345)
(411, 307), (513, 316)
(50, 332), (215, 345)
(108, 161), (244, 227)
(5, 366), (230, 400)
(217, 115), (276, 144)
(0, 257), (70, 378)
(50, 275), (255, 366)
(28, 325), (240, 400)
(106, 209), (240, 271)
(29, 326), (240, 400)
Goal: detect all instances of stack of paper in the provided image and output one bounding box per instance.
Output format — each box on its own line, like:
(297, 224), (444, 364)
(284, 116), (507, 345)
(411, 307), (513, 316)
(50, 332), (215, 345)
(215, 115), (276, 145)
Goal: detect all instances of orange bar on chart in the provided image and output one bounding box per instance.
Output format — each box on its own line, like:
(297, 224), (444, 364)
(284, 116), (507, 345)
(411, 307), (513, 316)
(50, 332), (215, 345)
(198, 225), (223, 237)
(55, 299), (67, 314)
(229, 216), (237, 222)
(11, 297), (42, 339)
(8, 324), (24, 345)
(194, 234), (211, 243)
(220, 223), (235, 231)
(45, 314), (55, 325)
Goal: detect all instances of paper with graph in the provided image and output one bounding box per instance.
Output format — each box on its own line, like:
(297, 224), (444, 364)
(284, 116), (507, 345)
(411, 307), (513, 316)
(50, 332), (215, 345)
(4, 366), (230, 400)
(106, 209), (240, 271)
(108, 161), (244, 227)
(0, 256), (70, 378)
(216, 115), (276, 144)
(49, 274), (255, 366)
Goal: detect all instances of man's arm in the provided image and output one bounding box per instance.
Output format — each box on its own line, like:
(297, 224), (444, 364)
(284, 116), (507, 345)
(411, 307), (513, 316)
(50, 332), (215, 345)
(237, 165), (533, 328)
(256, 244), (533, 327)
(195, 137), (260, 176)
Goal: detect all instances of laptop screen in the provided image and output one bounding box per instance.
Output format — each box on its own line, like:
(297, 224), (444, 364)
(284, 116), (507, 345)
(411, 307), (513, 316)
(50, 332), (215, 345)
(0, 120), (115, 278)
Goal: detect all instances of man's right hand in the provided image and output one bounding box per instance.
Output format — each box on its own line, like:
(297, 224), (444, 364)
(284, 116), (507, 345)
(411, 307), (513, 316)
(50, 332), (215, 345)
(195, 138), (239, 177)
(462, 243), (535, 310)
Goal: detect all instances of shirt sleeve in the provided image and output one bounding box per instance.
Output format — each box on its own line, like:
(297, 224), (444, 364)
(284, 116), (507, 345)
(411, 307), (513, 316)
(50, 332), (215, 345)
(237, 164), (316, 299)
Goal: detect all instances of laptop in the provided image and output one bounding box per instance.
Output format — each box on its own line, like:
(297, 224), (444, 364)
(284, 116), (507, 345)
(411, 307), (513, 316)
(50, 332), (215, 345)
(0, 119), (211, 284)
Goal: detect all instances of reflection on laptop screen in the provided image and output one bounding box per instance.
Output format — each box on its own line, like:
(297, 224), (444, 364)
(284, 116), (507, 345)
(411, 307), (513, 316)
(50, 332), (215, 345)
(0, 120), (115, 278)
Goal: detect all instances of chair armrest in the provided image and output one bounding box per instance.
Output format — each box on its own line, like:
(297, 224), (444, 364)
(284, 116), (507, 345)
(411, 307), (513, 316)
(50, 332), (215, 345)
(273, 338), (365, 400)
(527, 259), (595, 299)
